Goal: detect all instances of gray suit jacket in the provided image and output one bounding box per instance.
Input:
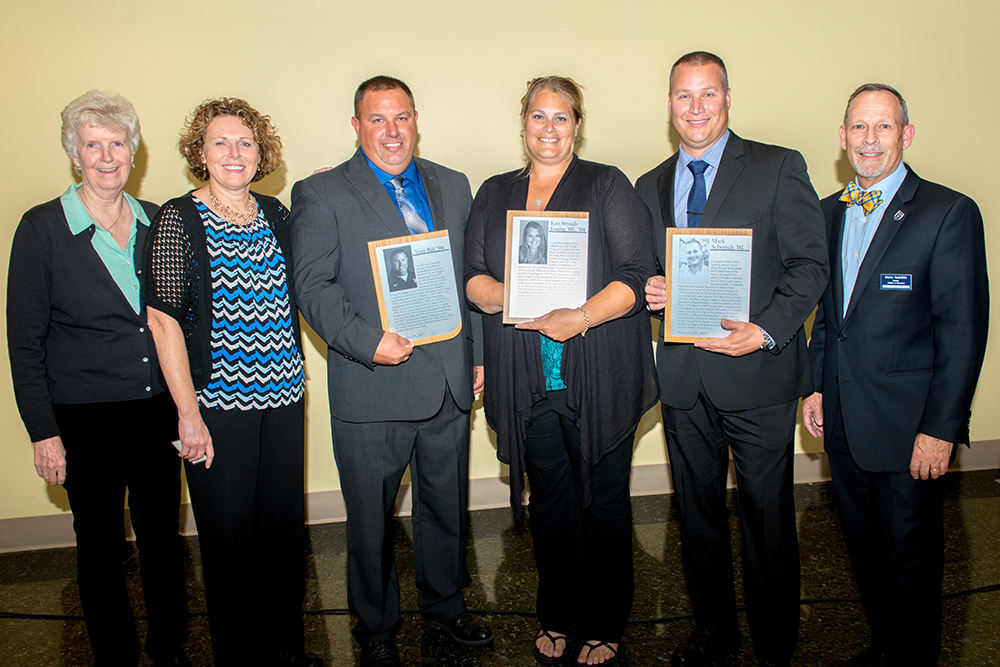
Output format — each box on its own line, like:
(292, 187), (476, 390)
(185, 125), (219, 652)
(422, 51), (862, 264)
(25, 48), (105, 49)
(635, 132), (829, 411)
(291, 149), (479, 422)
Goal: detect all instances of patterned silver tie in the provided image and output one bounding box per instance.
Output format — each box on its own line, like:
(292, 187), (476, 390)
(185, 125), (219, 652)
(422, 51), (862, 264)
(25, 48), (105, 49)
(390, 176), (428, 235)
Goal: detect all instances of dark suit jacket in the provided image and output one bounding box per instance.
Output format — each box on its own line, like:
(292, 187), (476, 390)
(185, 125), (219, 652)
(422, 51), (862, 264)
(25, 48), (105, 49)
(291, 149), (480, 423)
(635, 132), (829, 411)
(809, 167), (989, 471)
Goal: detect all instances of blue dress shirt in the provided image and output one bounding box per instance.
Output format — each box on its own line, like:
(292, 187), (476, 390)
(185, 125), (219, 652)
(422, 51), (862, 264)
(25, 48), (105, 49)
(841, 162), (907, 318)
(673, 130), (730, 228)
(362, 151), (435, 232)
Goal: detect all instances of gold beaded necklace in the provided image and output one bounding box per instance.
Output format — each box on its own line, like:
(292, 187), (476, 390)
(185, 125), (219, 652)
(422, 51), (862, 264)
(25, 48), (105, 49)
(208, 187), (258, 225)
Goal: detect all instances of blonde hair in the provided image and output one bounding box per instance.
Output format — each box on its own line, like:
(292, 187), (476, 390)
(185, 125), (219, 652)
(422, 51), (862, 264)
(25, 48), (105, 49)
(178, 97), (282, 182)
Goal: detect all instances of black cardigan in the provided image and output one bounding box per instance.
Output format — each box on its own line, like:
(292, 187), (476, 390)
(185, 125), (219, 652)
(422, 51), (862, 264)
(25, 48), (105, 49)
(141, 192), (303, 391)
(7, 197), (163, 442)
(464, 156), (660, 514)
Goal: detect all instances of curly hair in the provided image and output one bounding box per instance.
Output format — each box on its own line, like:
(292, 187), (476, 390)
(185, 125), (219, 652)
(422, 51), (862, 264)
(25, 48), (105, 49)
(178, 97), (282, 182)
(61, 90), (141, 159)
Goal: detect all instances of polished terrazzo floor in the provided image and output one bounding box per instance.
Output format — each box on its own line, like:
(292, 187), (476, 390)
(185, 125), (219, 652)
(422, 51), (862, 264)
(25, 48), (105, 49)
(1, 470), (999, 666)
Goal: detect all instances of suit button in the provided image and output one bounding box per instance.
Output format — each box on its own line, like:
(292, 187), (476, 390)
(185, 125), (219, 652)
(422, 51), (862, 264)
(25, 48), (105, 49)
(837, 334), (847, 342)
(835, 375), (839, 383)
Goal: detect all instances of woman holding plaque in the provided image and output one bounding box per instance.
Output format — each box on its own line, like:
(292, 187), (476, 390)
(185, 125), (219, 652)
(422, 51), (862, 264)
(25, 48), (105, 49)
(143, 98), (319, 667)
(465, 76), (658, 666)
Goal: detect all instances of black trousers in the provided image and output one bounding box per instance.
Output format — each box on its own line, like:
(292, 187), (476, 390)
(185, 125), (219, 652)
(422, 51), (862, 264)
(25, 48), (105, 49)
(827, 413), (944, 667)
(524, 390), (635, 643)
(662, 394), (800, 663)
(331, 391), (471, 644)
(54, 392), (187, 667)
(184, 400), (306, 667)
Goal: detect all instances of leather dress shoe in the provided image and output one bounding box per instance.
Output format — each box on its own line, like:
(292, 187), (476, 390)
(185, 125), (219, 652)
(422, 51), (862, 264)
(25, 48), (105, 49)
(275, 651), (324, 666)
(360, 639), (401, 667)
(845, 648), (887, 667)
(152, 651), (193, 667)
(423, 611), (494, 646)
(672, 627), (740, 666)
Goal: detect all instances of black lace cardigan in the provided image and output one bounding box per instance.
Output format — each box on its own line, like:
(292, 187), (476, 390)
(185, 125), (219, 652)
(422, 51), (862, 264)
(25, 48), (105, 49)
(141, 192), (302, 391)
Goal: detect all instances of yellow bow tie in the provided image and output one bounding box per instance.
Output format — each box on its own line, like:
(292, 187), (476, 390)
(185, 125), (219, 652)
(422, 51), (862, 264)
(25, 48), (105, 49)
(840, 182), (882, 216)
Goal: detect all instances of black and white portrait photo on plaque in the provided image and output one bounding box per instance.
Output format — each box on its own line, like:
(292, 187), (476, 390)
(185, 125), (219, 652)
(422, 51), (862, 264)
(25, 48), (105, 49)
(384, 245), (417, 292)
(677, 237), (710, 285)
(518, 219), (548, 265)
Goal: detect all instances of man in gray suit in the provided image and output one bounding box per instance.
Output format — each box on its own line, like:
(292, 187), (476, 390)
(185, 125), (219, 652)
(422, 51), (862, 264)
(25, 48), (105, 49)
(637, 52), (828, 667)
(291, 76), (491, 667)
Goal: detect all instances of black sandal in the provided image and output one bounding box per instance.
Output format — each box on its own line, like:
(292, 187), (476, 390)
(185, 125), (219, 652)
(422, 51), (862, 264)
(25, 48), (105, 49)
(578, 639), (619, 666)
(533, 629), (568, 665)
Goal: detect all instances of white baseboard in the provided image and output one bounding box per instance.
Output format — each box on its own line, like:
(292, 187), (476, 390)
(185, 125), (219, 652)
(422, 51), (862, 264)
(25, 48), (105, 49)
(3, 439), (998, 553)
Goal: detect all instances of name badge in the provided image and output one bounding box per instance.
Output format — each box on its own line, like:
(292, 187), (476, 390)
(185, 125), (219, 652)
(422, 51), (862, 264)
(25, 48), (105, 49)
(881, 274), (912, 290)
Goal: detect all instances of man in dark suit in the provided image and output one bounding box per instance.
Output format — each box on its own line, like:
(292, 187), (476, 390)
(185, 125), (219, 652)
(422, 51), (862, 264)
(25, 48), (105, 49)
(636, 51), (828, 667)
(290, 76), (491, 667)
(803, 83), (988, 667)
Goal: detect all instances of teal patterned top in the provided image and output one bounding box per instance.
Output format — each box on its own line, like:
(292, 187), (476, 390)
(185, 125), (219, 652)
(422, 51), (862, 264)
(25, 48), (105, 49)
(540, 334), (566, 391)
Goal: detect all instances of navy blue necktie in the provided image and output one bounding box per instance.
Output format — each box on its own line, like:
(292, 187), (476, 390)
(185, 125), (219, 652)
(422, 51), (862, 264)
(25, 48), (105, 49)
(686, 160), (709, 228)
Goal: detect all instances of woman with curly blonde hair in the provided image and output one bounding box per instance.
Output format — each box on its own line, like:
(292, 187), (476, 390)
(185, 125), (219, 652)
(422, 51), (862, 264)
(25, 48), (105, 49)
(143, 98), (319, 667)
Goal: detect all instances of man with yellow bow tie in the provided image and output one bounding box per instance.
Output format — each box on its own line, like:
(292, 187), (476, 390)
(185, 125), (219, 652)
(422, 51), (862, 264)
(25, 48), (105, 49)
(803, 83), (989, 667)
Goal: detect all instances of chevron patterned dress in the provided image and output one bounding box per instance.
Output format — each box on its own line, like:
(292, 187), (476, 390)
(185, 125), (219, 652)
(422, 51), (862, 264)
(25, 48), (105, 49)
(197, 201), (304, 410)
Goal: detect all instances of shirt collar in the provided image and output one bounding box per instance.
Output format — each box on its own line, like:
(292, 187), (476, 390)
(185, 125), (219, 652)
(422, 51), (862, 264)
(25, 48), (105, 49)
(361, 150), (420, 187)
(853, 160), (908, 200)
(60, 183), (151, 235)
(678, 129), (730, 173)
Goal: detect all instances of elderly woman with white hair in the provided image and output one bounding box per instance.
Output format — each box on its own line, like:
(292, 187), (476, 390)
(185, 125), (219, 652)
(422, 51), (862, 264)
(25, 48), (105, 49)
(6, 91), (190, 667)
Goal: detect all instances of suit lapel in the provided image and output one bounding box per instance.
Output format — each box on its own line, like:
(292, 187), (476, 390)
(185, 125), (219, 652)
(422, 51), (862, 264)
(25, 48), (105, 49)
(842, 169), (918, 324)
(415, 158), (444, 232)
(343, 149), (410, 237)
(657, 156), (678, 228)
(700, 133), (745, 228)
(830, 201), (847, 326)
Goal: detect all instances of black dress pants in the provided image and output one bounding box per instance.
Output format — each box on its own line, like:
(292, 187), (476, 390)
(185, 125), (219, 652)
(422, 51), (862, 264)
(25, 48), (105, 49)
(662, 393), (800, 664)
(524, 390), (635, 643)
(55, 392), (187, 667)
(184, 400), (306, 667)
(827, 413), (944, 667)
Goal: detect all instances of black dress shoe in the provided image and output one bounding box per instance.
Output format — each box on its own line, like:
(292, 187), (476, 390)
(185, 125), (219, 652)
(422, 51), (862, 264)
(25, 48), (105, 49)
(275, 651), (324, 667)
(423, 611), (494, 646)
(360, 639), (401, 667)
(845, 648), (887, 667)
(152, 651), (193, 667)
(672, 627), (740, 666)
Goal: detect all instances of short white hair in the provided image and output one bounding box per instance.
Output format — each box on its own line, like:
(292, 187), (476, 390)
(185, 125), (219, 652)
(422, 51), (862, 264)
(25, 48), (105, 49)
(61, 90), (140, 159)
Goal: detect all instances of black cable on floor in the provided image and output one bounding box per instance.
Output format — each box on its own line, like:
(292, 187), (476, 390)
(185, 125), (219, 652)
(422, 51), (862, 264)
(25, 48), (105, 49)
(3, 583), (999, 623)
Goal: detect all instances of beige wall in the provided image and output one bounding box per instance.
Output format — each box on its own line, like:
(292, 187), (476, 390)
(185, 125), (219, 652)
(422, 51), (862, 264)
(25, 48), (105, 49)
(2, 0), (998, 522)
